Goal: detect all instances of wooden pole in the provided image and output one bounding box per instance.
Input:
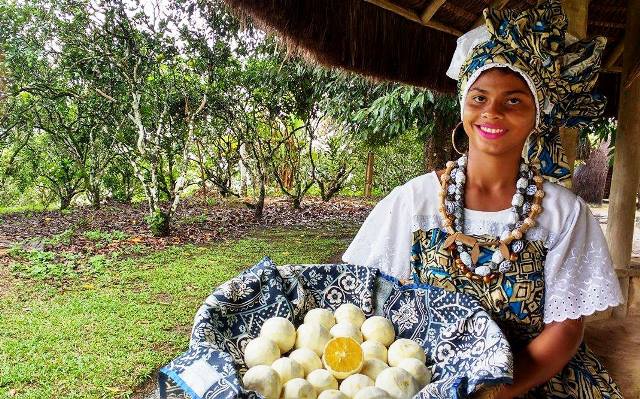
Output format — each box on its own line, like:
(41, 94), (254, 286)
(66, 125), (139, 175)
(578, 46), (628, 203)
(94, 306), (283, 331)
(559, 0), (589, 189)
(606, 0), (640, 319)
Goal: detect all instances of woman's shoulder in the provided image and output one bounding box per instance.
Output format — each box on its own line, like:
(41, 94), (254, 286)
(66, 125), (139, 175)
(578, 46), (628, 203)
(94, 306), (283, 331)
(377, 172), (441, 218)
(397, 171), (441, 203)
(537, 180), (586, 236)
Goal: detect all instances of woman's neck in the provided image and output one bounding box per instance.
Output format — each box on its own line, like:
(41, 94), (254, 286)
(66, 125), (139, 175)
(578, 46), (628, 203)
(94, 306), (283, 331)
(465, 150), (521, 191)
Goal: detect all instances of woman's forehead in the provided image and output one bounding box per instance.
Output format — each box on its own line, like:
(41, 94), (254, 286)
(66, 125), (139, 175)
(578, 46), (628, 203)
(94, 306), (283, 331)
(470, 68), (531, 92)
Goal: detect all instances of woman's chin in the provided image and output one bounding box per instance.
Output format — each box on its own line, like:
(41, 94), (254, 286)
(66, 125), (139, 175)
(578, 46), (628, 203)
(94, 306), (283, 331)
(470, 140), (523, 158)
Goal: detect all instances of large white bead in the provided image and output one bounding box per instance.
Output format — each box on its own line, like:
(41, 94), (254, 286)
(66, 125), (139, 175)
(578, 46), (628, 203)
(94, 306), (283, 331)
(491, 250), (504, 264)
(475, 266), (491, 276)
(516, 178), (528, 189)
(511, 193), (524, 207)
(499, 260), (512, 273)
(457, 156), (467, 167)
(455, 169), (466, 184)
(460, 251), (472, 266)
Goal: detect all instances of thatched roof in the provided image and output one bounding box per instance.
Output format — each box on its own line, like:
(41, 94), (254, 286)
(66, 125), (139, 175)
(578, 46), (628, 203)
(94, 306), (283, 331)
(223, 0), (625, 116)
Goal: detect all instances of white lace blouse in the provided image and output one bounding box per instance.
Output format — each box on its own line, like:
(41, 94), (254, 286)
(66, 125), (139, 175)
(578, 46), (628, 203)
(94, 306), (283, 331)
(342, 172), (624, 324)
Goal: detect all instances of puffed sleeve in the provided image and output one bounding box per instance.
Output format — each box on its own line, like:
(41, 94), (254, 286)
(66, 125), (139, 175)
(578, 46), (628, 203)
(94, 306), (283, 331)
(342, 185), (413, 280)
(543, 196), (624, 323)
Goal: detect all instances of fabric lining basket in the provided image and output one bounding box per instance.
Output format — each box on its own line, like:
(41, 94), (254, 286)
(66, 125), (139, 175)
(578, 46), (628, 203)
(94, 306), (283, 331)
(159, 257), (513, 398)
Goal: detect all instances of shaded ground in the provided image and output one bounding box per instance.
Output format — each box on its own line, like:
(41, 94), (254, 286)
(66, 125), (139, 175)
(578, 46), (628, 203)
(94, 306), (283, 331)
(584, 316), (640, 398)
(0, 196), (372, 281)
(0, 196), (372, 251)
(590, 203), (640, 264)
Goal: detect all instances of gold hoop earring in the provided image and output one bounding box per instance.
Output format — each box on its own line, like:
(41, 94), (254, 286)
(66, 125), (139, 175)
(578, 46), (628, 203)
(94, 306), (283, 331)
(451, 122), (466, 155)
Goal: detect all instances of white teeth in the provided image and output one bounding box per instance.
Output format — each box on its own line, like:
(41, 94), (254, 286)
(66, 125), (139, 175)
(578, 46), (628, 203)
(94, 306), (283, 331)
(480, 126), (505, 134)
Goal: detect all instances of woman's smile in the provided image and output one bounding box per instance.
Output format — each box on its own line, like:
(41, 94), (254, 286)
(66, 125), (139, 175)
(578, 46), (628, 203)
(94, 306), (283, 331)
(474, 123), (508, 140)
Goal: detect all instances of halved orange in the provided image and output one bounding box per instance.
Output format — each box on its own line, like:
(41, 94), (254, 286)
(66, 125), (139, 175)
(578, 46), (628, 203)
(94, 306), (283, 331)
(322, 336), (364, 380)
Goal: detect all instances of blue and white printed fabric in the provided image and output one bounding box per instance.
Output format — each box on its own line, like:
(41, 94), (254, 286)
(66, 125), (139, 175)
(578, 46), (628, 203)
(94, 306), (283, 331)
(159, 257), (512, 399)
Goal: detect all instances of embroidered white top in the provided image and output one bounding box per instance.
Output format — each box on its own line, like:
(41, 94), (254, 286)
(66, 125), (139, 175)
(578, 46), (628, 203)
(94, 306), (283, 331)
(342, 172), (624, 324)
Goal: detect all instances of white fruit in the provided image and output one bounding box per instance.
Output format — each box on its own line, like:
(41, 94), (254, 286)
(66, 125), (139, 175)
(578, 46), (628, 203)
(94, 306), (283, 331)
(330, 323), (363, 343)
(260, 317), (296, 352)
(305, 308), (337, 330)
(360, 316), (395, 347)
(296, 323), (332, 356)
(353, 387), (392, 399)
(282, 378), (316, 399)
(243, 365), (282, 399)
(387, 339), (426, 367)
(339, 374), (374, 398)
(360, 359), (389, 381)
(361, 340), (388, 363)
(271, 357), (304, 384)
(397, 358), (432, 388)
(289, 348), (323, 376)
(374, 367), (418, 399)
(307, 369), (339, 394)
(334, 304), (366, 328)
(318, 390), (349, 399)
(244, 336), (280, 367)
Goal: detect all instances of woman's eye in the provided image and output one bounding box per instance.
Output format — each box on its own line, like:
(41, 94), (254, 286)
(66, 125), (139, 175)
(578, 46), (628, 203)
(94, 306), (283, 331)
(472, 95), (486, 102)
(506, 98), (521, 105)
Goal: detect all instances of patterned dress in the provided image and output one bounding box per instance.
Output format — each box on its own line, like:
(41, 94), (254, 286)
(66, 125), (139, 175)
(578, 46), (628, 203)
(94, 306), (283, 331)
(411, 228), (622, 398)
(343, 172), (625, 398)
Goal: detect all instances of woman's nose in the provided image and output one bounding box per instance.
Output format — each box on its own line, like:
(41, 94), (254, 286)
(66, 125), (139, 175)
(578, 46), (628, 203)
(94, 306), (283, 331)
(481, 101), (504, 119)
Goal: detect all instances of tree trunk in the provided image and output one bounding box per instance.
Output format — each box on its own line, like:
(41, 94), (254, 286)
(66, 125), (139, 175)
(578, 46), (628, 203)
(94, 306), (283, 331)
(89, 185), (101, 209)
(60, 194), (72, 210)
(364, 152), (374, 197)
(254, 180), (265, 219)
(147, 209), (170, 237)
(424, 118), (454, 172)
(239, 143), (249, 197)
(195, 139), (208, 203)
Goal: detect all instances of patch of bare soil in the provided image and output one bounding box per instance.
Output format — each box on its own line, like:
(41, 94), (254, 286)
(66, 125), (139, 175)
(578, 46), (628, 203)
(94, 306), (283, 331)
(0, 196), (372, 259)
(584, 316), (640, 398)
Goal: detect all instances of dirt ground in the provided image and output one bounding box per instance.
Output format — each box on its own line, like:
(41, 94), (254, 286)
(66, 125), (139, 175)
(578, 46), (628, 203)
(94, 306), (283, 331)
(584, 316), (640, 398)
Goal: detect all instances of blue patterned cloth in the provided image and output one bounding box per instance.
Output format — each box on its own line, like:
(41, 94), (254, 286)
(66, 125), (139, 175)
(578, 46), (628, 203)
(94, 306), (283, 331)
(159, 257), (512, 399)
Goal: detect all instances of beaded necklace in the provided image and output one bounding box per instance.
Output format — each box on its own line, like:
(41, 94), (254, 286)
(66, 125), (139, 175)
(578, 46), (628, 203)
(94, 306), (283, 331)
(438, 155), (545, 283)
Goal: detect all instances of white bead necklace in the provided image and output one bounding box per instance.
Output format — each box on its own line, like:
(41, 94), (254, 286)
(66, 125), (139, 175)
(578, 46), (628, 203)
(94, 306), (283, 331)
(438, 154), (545, 283)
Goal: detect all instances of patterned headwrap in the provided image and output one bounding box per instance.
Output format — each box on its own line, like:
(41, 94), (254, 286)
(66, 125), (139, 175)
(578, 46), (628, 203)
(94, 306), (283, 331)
(446, 0), (607, 184)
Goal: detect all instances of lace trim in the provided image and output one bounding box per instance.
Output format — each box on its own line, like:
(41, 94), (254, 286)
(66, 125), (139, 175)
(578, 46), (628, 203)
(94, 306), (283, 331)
(543, 241), (625, 323)
(410, 214), (557, 246)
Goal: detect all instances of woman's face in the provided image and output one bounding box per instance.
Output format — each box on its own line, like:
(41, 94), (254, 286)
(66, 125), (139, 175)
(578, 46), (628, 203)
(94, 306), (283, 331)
(462, 68), (536, 158)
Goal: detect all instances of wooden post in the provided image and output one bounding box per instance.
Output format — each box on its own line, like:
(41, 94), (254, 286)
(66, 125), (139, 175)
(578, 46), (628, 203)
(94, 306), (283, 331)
(364, 152), (375, 197)
(606, 0), (640, 319)
(559, 0), (589, 188)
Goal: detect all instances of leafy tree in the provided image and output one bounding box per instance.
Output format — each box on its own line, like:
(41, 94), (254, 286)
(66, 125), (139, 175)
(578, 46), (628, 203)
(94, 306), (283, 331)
(310, 120), (359, 202)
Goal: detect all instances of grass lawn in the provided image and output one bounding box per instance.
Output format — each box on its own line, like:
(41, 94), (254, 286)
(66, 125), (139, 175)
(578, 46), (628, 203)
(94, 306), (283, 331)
(0, 225), (356, 399)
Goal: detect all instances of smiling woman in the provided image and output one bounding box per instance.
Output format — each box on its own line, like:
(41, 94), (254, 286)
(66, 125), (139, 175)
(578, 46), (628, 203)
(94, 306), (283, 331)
(463, 68), (536, 162)
(342, 1), (625, 398)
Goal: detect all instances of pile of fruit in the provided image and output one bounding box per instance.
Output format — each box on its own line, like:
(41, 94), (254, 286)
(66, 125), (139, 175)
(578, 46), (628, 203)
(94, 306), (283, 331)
(242, 303), (432, 399)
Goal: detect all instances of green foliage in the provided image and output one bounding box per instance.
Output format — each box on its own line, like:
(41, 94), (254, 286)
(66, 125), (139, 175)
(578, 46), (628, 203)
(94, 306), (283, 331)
(9, 249), (77, 280)
(45, 228), (76, 246)
(0, 0), (460, 212)
(145, 210), (171, 237)
(83, 230), (127, 243)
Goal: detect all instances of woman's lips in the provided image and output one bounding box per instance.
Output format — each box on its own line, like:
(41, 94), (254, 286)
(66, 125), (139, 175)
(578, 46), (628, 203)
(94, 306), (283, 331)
(474, 124), (507, 140)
